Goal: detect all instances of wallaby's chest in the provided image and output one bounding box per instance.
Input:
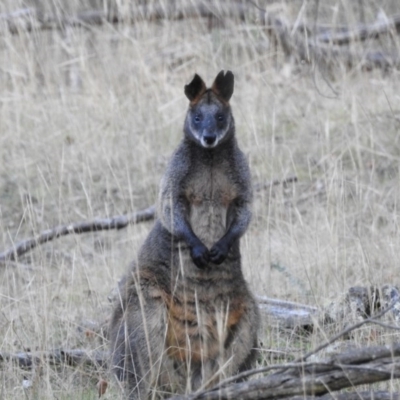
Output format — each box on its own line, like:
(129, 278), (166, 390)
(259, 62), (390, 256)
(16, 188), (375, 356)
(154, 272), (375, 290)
(184, 163), (237, 246)
(184, 163), (236, 205)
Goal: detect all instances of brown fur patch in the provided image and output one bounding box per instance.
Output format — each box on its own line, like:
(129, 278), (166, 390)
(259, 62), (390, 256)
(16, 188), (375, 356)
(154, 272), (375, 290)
(164, 294), (248, 364)
(227, 303), (246, 327)
(210, 86), (230, 106)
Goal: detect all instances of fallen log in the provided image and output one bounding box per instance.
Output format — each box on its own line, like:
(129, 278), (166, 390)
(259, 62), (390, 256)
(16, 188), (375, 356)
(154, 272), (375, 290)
(260, 10), (400, 69)
(0, 2), (247, 35)
(168, 343), (400, 400)
(316, 13), (400, 45)
(256, 295), (318, 328)
(0, 349), (107, 369)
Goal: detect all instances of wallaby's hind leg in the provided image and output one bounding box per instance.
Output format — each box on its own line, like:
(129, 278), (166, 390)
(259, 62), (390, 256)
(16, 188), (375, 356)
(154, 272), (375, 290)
(109, 272), (168, 399)
(225, 302), (259, 379)
(207, 300), (259, 384)
(189, 300), (259, 392)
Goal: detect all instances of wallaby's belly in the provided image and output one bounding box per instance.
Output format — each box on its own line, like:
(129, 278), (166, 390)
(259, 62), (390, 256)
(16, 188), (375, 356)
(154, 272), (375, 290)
(189, 202), (226, 247)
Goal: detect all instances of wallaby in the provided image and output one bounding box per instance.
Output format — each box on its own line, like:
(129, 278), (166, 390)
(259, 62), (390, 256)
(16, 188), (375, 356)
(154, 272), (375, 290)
(109, 71), (259, 399)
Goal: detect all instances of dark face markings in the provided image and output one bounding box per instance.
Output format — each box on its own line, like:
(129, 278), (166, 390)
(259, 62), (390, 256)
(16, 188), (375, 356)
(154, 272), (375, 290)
(188, 102), (231, 149)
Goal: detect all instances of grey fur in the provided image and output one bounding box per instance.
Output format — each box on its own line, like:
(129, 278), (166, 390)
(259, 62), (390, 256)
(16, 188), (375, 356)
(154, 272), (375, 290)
(109, 71), (260, 399)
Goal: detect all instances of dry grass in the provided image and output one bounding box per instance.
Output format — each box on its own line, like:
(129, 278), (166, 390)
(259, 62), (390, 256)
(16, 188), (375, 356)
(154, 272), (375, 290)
(1, 0), (400, 398)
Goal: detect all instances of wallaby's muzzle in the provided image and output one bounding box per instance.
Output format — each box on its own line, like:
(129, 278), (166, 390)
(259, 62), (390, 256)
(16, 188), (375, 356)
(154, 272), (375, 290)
(202, 132), (217, 147)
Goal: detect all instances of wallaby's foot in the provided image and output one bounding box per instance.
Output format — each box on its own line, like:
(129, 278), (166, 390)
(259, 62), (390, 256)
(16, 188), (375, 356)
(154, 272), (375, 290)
(190, 242), (210, 268)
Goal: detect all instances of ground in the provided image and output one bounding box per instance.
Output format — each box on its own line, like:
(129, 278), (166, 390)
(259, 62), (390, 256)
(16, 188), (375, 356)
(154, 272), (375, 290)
(0, 0), (400, 398)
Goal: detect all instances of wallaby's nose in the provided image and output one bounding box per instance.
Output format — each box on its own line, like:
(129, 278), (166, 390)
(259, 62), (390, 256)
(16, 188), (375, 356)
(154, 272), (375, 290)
(203, 134), (216, 146)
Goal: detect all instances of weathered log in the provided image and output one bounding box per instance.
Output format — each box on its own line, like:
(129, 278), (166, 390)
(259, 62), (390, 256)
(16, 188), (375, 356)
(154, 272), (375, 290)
(168, 343), (400, 400)
(256, 295), (318, 328)
(295, 392), (400, 400)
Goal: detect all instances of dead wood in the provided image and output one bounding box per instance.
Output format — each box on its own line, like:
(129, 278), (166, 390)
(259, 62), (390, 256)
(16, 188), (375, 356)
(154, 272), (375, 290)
(0, 349), (107, 369)
(168, 343), (400, 400)
(0, 2), (247, 35)
(3, 3), (400, 70)
(256, 295), (318, 328)
(292, 392), (400, 400)
(319, 392), (400, 400)
(252, 1), (400, 70)
(0, 205), (156, 263)
(260, 11), (400, 69)
(316, 14), (400, 46)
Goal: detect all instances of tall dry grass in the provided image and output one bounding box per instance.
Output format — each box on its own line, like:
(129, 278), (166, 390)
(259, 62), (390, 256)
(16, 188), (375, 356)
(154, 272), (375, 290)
(0, 0), (400, 398)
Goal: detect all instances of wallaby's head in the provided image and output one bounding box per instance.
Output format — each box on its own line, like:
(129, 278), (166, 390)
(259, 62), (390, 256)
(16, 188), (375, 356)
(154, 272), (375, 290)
(184, 70), (234, 149)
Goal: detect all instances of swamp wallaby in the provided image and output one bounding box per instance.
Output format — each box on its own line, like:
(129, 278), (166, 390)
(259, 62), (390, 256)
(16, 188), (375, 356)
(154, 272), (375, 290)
(109, 71), (259, 399)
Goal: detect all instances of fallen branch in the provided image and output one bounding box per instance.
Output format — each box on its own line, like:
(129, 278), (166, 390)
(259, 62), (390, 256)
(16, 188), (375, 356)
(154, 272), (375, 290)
(254, 2), (400, 70)
(319, 392), (400, 400)
(0, 205), (156, 263)
(256, 295), (318, 328)
(0, 2), (247, 35)
(316, 14), (400, 45)
(0, 349), (107, 369)
(168, 343), (400, 400)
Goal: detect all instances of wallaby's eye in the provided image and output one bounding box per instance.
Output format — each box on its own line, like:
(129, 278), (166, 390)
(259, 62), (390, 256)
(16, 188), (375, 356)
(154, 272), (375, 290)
(216, 114), (224, 122)
(194, 113), (202, 124)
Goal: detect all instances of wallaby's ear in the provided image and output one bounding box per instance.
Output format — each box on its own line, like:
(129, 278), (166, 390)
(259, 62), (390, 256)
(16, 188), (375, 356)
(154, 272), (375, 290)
(212, 70), (234, 102)
(184, 74), (206, 102)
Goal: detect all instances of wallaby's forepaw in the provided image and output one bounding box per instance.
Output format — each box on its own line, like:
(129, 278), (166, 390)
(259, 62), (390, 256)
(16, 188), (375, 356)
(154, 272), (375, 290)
(209, 241), (230, 264)
(190, 243), (210, 269)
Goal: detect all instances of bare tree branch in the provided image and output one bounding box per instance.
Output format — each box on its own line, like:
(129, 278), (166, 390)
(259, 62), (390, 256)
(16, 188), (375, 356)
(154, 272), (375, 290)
(0, 205), (156, 263)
